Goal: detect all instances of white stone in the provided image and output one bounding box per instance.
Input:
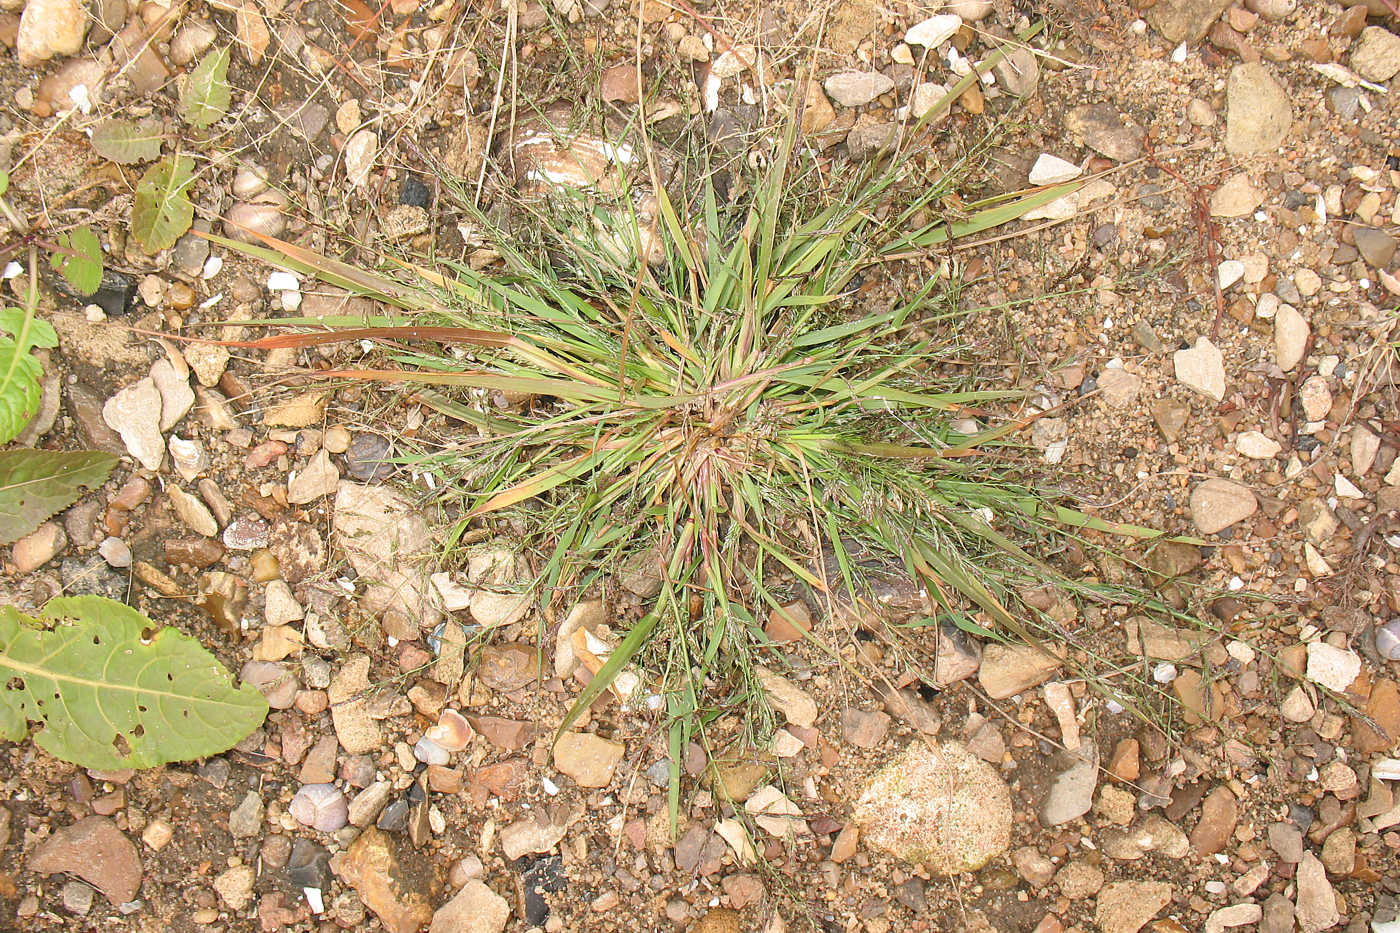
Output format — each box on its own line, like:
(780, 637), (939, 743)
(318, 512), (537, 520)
(823, 71), (895, 107)
(287, 449), (340, 504)
(344, 129), (378, 187)
(1304, 542), (1333, 577)
(17, 0), (88, 66)
(1028, 153), (1082, 185)
(1235, 431), (1281, 459)
(264, 580), (304, 626)
(267, 271), (300, 292)
(1299, 376), (1332, 421)
(103, 378), (166, 470)
(1189, 478), (1257, 534)
(1217, 260), (1245, 290)
(905, 14), (962, 48)
(1022, 192), (1080, 222)
(430, 572), (473, 612)
(1280, 685), (1315, 723)
(1334, 474), (1363, 499)
(150, 359), (195, 433)
(757, 667), (817, 728)
(1305, 642), (1360, 692)
(1174, 337), (1226, 401)
(745, 785), (808, 838)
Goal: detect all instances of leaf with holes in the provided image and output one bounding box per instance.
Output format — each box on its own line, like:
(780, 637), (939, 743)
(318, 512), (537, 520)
(0, 596), (269, 770)
(49, 226), (103, 296)
(0, 450), (118, 545)
(131, 156), (195, 253)
(89, 118), (163, 164)
(179, 47), (231, 129)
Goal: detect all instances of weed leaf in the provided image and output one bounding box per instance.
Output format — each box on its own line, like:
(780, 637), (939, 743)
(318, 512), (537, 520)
(0, 308), (56, 348)
(132, 156), (195, 253)
(50, 226), (103, 295)
(180, 47), (231, 129)
(0, 338), (41, 445)
(0, 596), (269, 769)
(89, 118), (163, 164)
(0, 450), (118, 545)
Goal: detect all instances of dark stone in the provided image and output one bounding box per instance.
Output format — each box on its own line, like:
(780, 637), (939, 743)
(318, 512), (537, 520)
(285, 839), (331, 889)
(345, 433), (394, 482)
(198, 758), (231, 789)
(399, 174), (432, 208)
(47, 268), (134, 317)
(895, 878), (927, 914)
(377, 800), (410, 833)
(65, 382), (125, 454)
(515, 855), (565, 927)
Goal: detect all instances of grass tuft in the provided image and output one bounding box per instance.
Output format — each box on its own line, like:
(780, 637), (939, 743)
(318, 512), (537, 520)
(212, 59), (1186, 820)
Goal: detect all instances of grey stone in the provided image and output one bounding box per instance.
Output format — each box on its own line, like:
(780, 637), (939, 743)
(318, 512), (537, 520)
(61, 880), (94, 915)
(992, 45), (1039, 96)
(229, 791), (264, 838)
(1040, 747), (1099, 826)
(345, 433), (395, 482)
(823, 70), (894, 108)
(845, 118), (899, 161)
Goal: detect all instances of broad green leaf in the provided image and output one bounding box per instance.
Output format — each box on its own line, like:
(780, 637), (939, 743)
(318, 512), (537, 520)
(180, 47), (232, 129)
(0, 337), (41, 445)
(0, 308), (57, 348)
(131, 156), (195, 253)
(49, 226), (103, 296)
(0, 596), (269, 770)
(0, 450), (118, 545)
(89, 118), (164, 164)
(0, 168), (8, 196)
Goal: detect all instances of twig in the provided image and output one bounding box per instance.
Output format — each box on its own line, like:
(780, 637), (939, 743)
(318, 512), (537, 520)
(1143, 139), (1227, 339)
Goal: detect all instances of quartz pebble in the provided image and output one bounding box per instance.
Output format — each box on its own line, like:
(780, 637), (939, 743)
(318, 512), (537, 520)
(1235, 431), (1281, 459)
(905, 14), (961, 48)
(1028, 153), (1082, 185)
(289, 784), (348, 832)
(1299, 376), (1332, 421)
(1174, 337), (1226, 401)
(1305, 642), (1360, 692)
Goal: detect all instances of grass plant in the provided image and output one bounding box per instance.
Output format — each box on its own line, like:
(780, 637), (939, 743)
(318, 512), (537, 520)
(210, 57), (1187, 823)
